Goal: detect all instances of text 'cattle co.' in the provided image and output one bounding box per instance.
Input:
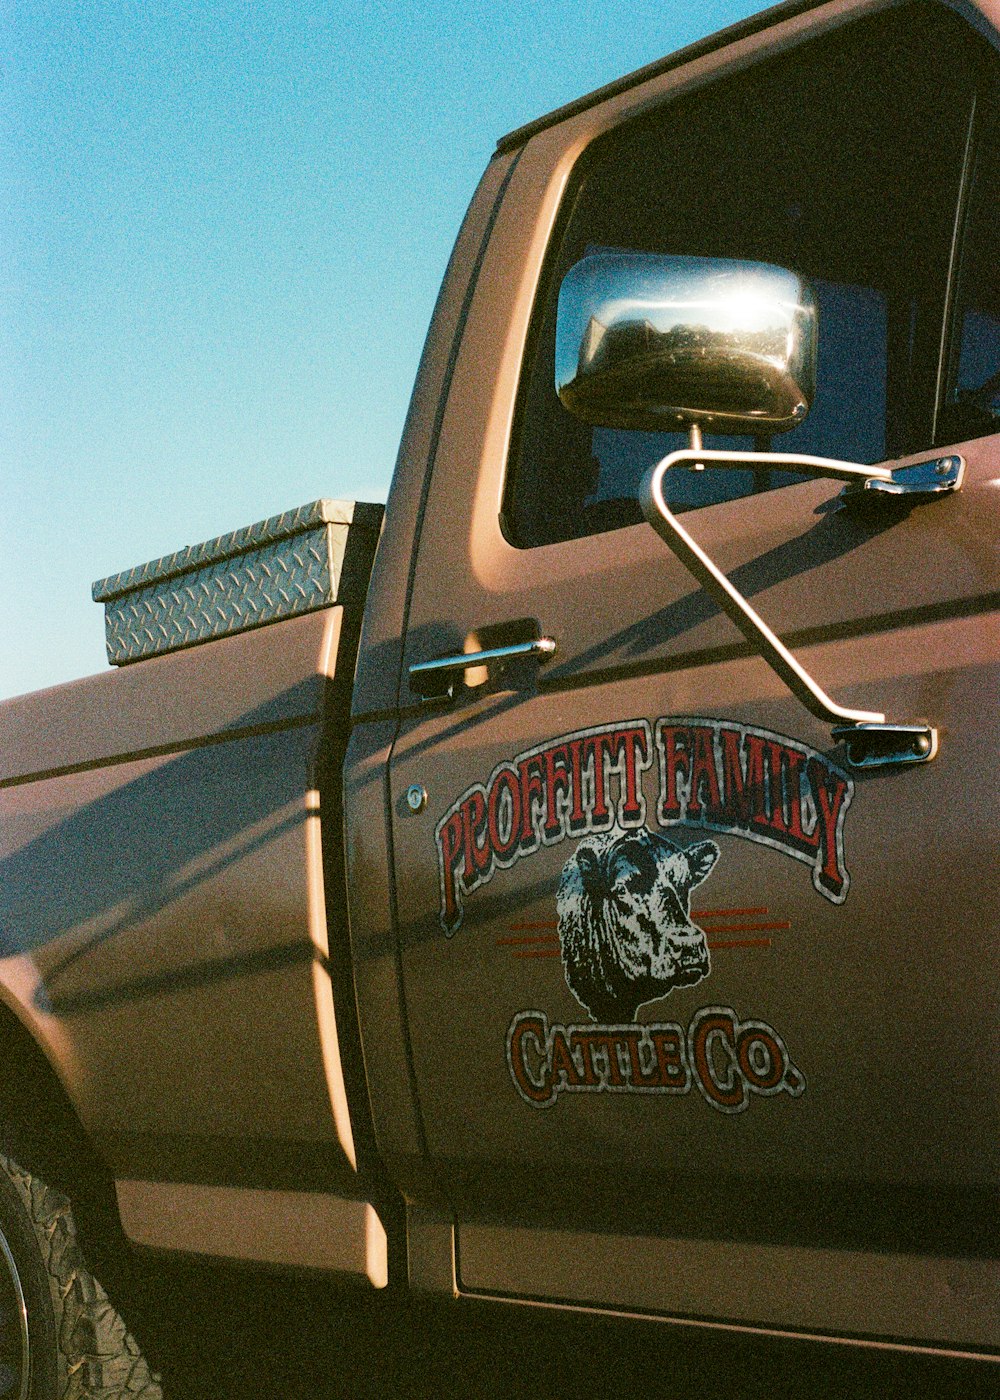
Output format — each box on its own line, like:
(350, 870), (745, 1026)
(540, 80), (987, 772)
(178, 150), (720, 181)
(435, 717), (854, 933)
(507, 1006), (806, 1112)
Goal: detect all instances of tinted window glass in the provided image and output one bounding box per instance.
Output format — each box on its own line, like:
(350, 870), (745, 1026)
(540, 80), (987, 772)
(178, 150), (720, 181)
(940, 101), (1000, 444)
(504, 4), (979, 548)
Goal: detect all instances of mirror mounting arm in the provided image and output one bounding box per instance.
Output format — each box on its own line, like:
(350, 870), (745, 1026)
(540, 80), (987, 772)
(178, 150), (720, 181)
(642, 447), (919, 744)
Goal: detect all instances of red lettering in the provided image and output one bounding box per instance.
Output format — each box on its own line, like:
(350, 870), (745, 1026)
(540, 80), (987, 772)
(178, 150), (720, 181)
(543, 744), (572, 839)
(577, 1030), (628, 1087)
(506, 1013), (554, 1106)
(658, 725), (691, 821)
(764, 741), (789, 835)
(716, 727), (768, 829)
(488, 767), (522, 861)
(687, 724), (722, 820)
(615, 725), (648, 823)
(777, 746), (817, 854)
(437, 809), (465, 933)
(737, 1027), (786, 1091)
(763, 741), (819, 849)
(569, 1031), (601, 1086)
(743, 735), (771, 833)
(690, 1009), (746, 1111)
(583, 733), (615, 826)
(550, 1029), (584, 1088)
(444, 719), (853, 935)
(650, 1027), (690, 1091)
(567, 738), (587, 831)
(461, 789), (490, 882)
(507, 1010), (804, 1110)
(808, 759), (851, 898)
(621, 1031), (660, 1087)
(517, 755), (545, 847)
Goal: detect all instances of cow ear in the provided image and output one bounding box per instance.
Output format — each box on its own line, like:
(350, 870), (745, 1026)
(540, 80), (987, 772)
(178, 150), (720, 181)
(685, 841), (720, 889)
(576, 845), (605, 897)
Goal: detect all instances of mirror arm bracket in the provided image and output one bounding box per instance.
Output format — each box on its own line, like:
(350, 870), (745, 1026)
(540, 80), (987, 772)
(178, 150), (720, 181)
(640, 448), (948, 760)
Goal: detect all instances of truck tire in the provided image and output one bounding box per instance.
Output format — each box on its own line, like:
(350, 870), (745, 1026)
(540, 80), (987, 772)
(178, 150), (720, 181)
(0, 1152), (162, 1400)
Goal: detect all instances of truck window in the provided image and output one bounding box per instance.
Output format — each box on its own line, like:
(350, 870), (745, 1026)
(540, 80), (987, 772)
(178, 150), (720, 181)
(939, 98), (1000, 445)
(503, 3), (984, 549)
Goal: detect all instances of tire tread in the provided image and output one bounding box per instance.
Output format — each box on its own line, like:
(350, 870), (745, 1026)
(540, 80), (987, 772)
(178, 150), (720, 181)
(1, 1154), (162, 1400)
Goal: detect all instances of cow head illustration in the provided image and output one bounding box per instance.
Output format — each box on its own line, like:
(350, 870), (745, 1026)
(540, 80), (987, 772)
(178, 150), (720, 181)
(557, 829), (720, 1022)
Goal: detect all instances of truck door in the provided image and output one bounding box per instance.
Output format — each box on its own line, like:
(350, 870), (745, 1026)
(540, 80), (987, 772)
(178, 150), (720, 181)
(387, 2), (999, 1345)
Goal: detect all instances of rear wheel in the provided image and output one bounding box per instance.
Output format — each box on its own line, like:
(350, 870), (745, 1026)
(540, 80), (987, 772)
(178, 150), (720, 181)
(0, 1154), (161, 1400)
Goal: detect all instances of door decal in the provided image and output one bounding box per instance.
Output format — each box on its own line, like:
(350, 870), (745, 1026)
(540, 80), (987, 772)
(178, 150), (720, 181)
(504, 830), (806, 1113)
(435, 717), (853, 934)
(656, 719), (852, 902)
(506, 1005), (806, 1112)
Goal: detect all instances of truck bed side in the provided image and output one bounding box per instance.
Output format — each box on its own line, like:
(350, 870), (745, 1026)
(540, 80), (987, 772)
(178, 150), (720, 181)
(0, 605), (386, 1281)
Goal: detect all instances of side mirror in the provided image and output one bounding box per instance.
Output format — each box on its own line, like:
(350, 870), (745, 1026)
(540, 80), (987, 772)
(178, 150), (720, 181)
(554, 249), (960, 767)
(555, 252), (817, 436)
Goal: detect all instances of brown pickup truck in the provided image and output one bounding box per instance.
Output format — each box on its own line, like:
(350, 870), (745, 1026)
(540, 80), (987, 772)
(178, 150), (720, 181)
(2, 0), (998, 1394)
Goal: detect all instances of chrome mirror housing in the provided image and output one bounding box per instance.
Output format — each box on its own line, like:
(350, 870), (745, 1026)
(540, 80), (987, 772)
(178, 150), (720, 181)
(555, 252), (818, 435)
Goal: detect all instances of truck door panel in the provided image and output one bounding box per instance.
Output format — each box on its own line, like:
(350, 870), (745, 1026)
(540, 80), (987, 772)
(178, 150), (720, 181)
(386, 0), (999, 1343)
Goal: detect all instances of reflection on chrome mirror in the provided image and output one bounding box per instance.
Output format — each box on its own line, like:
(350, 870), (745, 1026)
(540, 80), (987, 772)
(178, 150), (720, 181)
(555, 252), (818, 435)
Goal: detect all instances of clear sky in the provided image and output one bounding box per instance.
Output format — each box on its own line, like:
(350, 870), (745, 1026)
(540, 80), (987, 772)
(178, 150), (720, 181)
(4, 0), (765, 702)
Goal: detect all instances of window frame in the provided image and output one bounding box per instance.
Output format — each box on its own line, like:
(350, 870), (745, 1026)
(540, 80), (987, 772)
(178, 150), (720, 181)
(499, 2), (990, 553)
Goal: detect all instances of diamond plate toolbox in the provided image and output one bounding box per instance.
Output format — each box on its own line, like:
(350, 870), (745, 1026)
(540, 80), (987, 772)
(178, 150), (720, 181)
(93, 499), (384, 665)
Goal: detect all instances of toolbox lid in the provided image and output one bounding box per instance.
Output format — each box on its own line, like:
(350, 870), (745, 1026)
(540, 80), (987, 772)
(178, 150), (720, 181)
(92, 498), (383, 665)
(92, 498), (382, 602)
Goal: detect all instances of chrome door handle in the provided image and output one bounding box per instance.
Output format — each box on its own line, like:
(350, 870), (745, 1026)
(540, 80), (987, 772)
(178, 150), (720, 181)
(409, 637), (556, 699)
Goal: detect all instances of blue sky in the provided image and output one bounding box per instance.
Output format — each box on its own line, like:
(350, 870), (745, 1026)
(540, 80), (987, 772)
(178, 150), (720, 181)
(4, 0), (764, 701)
